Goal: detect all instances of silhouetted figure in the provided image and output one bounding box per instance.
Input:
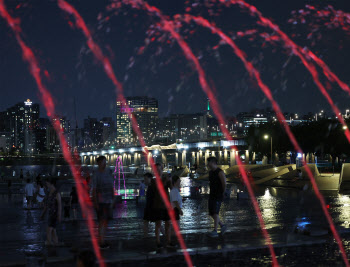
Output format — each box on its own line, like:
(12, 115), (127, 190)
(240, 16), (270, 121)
(24, 178), (35, 209)
(70, 186), (78, 220)
(36, 181), (46, 208)
(92, 156), (114, 249)
(207, 157), (227, 237)
(41, 178), (62, 246)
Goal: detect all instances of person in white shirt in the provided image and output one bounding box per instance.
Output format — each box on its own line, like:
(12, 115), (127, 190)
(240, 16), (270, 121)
(24, 179), (36, 209)
(170, 175), (183, 232)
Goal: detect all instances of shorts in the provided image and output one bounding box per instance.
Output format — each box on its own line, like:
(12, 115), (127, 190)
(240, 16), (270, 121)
(174, 207), (180, 221)
(26, 196), (33, 203)
(208, 198), (222, 216)
(143, 207), (151, 221)
(96, 203), (111, 222)
(48, 215), (57, 228)
(150, 208), (170, 222)
(64, 206), (70, 218)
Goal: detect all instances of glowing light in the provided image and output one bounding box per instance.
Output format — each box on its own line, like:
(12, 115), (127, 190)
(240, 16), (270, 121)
(24, 99), (32, 106)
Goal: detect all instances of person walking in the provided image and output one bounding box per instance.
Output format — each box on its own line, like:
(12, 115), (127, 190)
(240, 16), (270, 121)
(207, 157), (227, 237)
(92, 156), (114, 249)
(41, 178), (62, 246)
(24, 178), (35, 209)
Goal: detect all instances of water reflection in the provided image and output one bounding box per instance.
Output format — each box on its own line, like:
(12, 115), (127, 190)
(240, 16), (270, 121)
(4, 179), (350, 263)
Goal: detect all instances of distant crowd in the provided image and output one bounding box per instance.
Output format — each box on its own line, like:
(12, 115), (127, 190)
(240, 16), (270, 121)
(18, 155), (227, 266)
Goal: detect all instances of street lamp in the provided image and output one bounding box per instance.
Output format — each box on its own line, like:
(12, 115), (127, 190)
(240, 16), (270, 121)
(264, 134), (273, 164)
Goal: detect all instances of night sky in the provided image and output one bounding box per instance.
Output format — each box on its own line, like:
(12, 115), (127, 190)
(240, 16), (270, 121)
(0, 0), (350, 126)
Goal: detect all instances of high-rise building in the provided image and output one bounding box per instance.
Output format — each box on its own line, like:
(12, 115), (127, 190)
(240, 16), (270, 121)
(116, 96), (158, 145)
(236, 108), (274, 133)
(45, 116), (71, 153)
(6, 99), (39, 154)
(100, 117), (114, 147)
(156, 113), (208, 143)
(83, 116), (103, 147)
(156, 116), (177, 144)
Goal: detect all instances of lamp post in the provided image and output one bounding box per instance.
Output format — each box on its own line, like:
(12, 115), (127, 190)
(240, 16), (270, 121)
(264, 134), (272, 164)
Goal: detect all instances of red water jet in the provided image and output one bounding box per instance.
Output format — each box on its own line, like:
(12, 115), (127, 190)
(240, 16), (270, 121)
(57, 1), (193, 266)
(108, 1), (279, 265)
(0, 1), (105, 266)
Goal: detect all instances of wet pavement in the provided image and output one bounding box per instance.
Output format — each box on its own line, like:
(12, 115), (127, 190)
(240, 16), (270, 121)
(2, 177), (350, 266)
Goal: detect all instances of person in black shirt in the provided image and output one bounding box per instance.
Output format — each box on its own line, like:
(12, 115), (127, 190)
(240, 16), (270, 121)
(70, 186), (78, 220)
(207, 157), (227, 237)
(143, 172), (154, 237)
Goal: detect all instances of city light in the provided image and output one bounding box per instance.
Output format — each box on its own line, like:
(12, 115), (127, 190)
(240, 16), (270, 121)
(24, 99), (32, 106)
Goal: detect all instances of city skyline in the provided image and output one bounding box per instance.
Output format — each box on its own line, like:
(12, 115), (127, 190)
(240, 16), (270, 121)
(1, 96), (349, 155)
(1, 97), (350, 126)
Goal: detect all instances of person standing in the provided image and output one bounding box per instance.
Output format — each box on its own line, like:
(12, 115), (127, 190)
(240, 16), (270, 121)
(24, 178), (35, 209)
(143, 172), (155, 237)
(36, 181), (46, 208)
(152, 163), (172, 248)
(139, 180), (146, 197)
(207, 157), (227, 237)
(170, 175), (183, 241)
(70, 186), (78, 220)
(41, 178), (62, 246)
(92, 156), (114, 249)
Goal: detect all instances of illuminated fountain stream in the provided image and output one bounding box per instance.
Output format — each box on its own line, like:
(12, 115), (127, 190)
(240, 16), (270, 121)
(114, 156), (127, 199)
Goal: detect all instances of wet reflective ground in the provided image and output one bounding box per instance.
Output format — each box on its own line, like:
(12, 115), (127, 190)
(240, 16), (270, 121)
(1, 177), (350, 266)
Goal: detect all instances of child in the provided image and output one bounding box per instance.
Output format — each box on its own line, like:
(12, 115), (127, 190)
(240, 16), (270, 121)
(170, 175), (183, 241)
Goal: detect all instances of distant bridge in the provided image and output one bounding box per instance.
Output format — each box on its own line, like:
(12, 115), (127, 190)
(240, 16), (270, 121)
(80, 139), (247, 167)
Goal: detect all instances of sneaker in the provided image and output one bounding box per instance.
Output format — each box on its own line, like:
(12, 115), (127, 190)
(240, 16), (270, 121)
(208, 230), (219, 237)
(221, 224), (227, 235)
(166, 242), (177, 248)
(99, 243), (110, 250)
